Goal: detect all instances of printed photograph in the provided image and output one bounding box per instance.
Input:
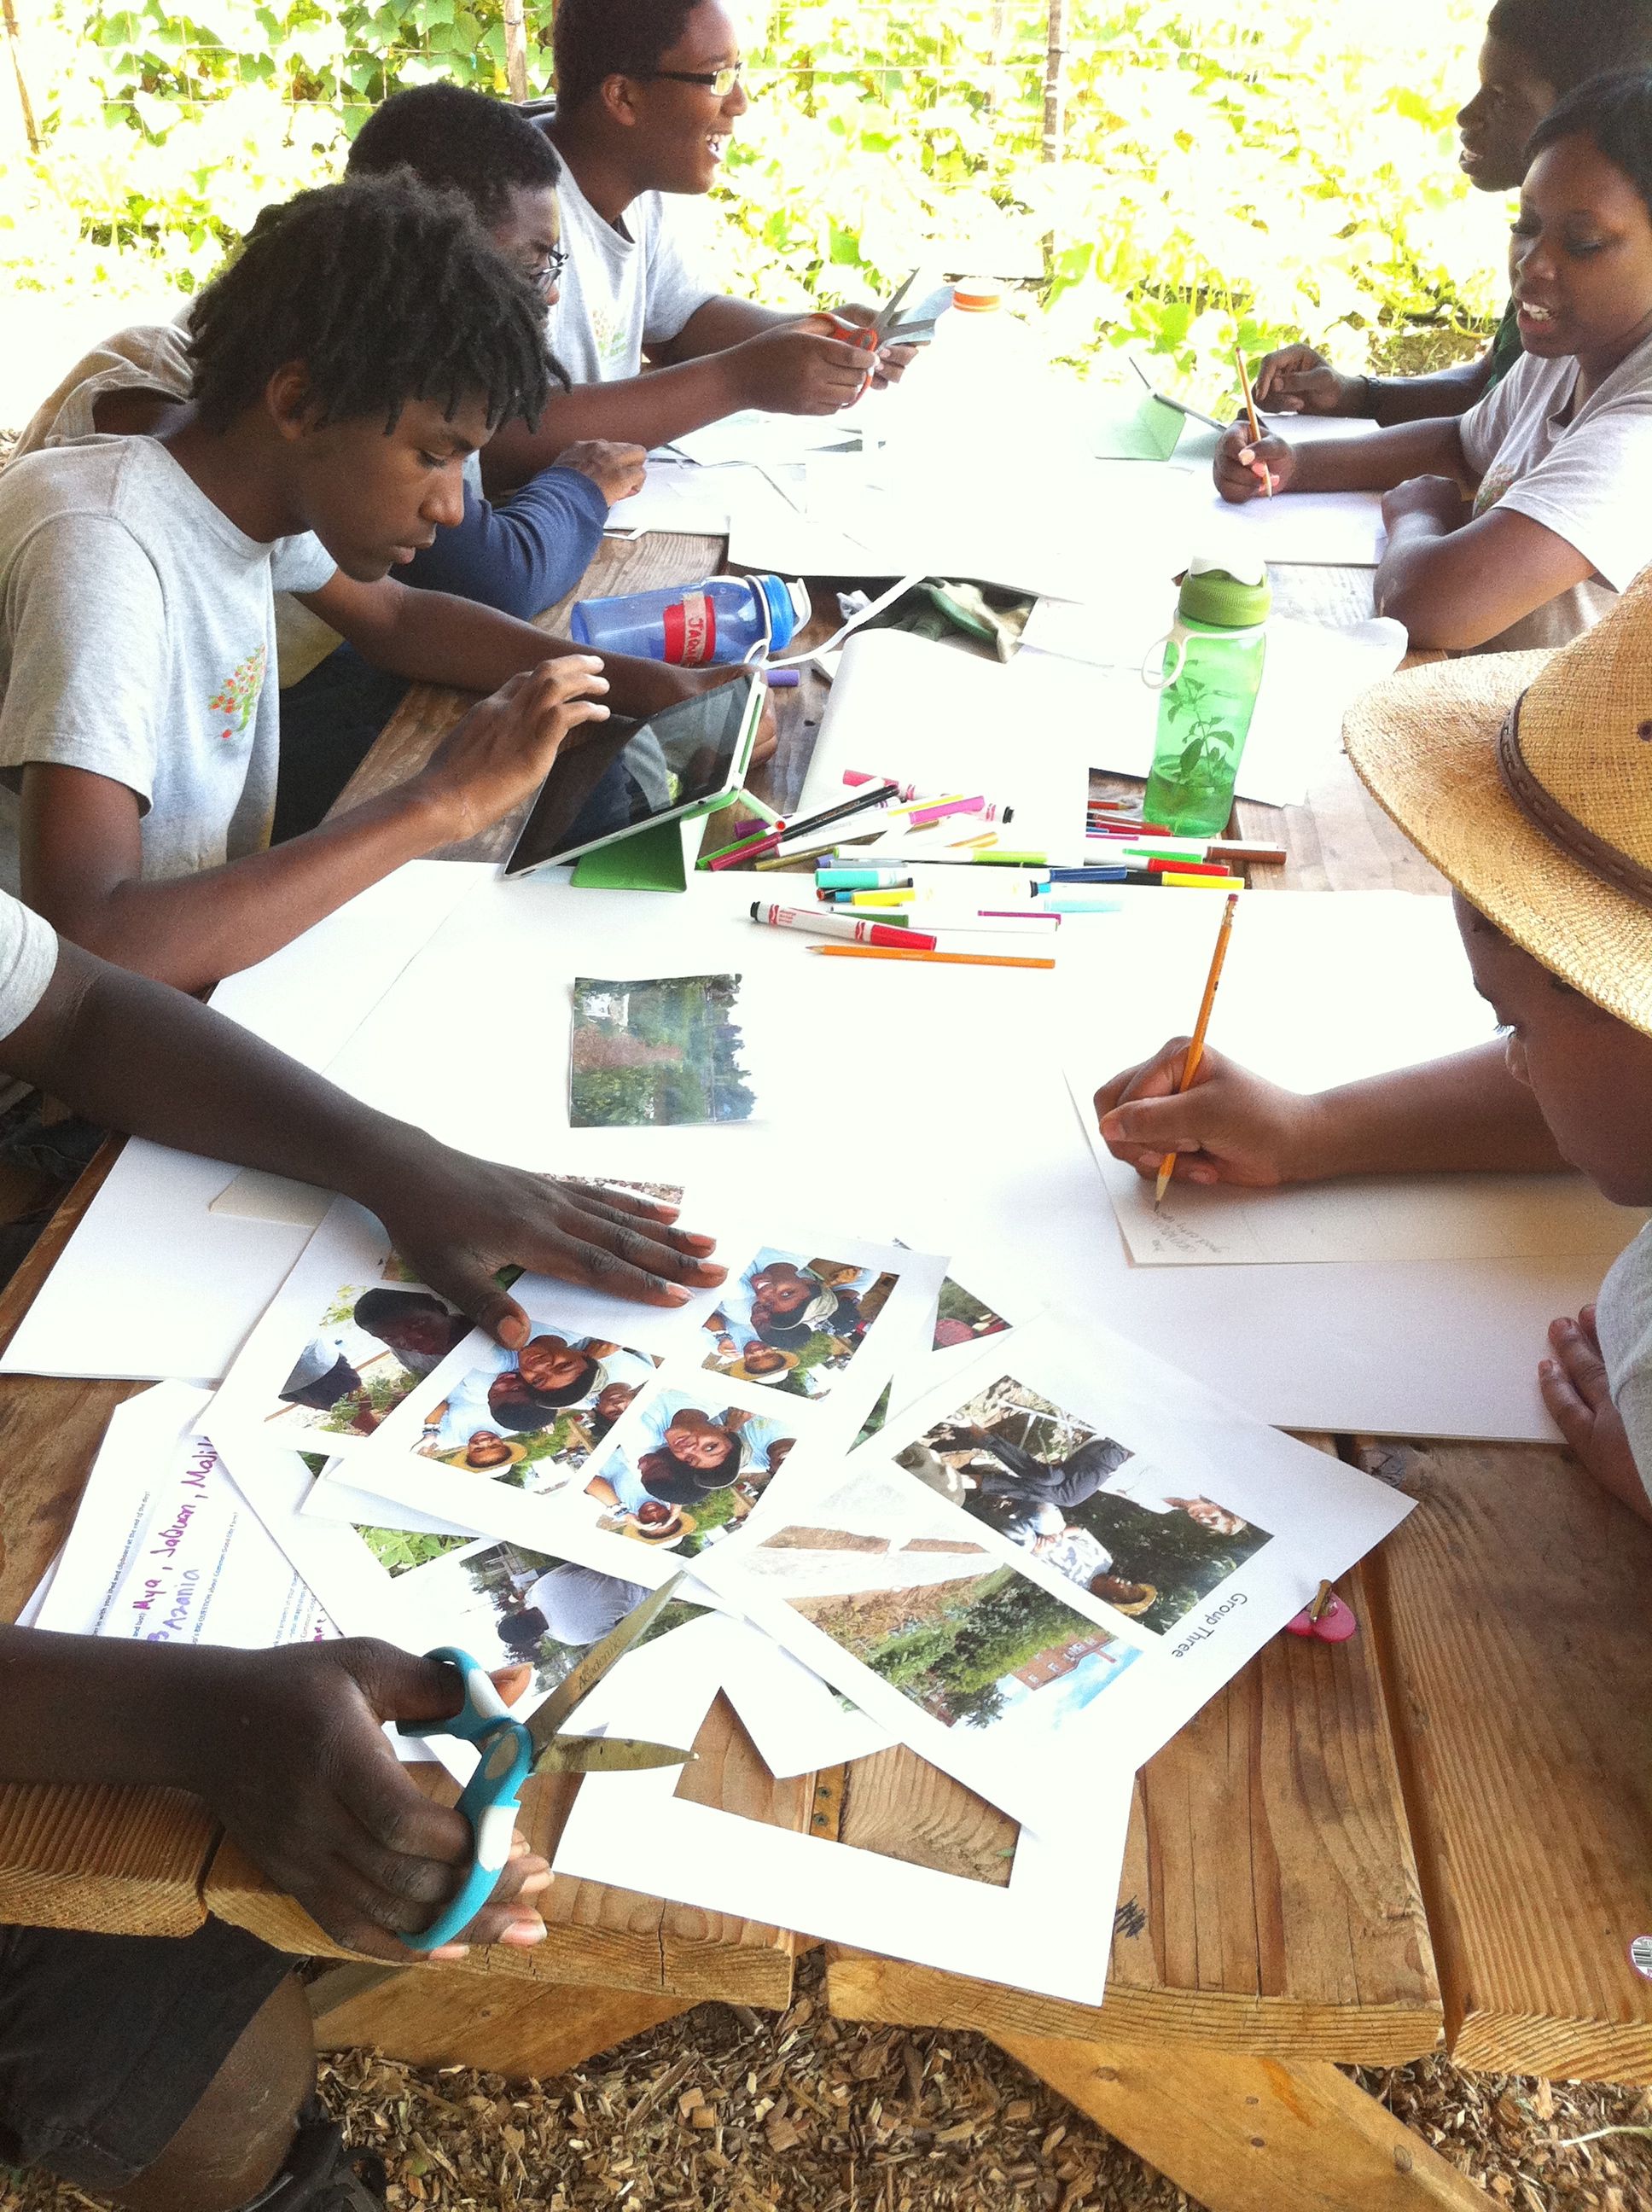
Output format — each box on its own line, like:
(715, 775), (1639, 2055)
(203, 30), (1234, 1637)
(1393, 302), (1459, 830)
(265, 1281), (470, 1439)
(740, 1470), (1138, 1738)
(570, 975), (755, 1126)
(932, 1274), (1011, 1351)
(899, 1376), (1272, 1636)
(585, 1388), (797, 1557)
(394, 1539), (703, 1695)
(416, 1335), (661, 1496)
(354, 1526), (472, 1579)
(701, 1249), (899, 1400)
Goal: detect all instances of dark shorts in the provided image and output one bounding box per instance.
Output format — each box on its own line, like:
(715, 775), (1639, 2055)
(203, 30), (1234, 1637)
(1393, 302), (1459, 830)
(0, 1916), (294, 2194)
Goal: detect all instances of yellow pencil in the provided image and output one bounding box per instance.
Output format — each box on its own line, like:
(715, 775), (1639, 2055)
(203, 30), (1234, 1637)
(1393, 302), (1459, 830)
(1235, 346), (1272, 498)
(808, 945), (1055, 972)
(1155, 889), (1240, 1205)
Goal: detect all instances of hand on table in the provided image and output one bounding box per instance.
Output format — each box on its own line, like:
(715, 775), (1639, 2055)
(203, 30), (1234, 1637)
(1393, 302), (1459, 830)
(1214, 422), (1297, 502)
(1095, 1039), (1323, 1188)
(183, 1643), (550, 1961)
(1540, 1306), (1652, 1525)
(370, 1160), (727, 1341)
(730, 317), (877, 414)
(1251, 343), (1369, 416)
(1381, 474), (1468, 532)
(416, 655), (609, 841)
(558, 440), (649, 505)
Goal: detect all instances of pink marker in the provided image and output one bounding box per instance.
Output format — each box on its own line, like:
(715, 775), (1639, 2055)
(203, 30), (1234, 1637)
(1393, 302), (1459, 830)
(844, 771), (1014, 825)
(751, 902), (937, 952)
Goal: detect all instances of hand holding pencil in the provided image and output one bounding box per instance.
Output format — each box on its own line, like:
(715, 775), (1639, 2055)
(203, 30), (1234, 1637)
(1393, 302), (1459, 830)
(1214, 350), (1296, 504)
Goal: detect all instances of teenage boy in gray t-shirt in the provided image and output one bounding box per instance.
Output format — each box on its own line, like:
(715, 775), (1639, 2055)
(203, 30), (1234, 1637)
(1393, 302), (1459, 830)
(0, 173), (745, 995)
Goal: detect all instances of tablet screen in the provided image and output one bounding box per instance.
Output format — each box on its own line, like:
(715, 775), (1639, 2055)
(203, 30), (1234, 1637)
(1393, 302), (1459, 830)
(505, 675), (756, 876)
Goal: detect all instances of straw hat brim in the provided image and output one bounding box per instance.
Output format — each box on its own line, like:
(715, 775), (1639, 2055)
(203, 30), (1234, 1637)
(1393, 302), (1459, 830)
(1344, 649), (1652, 1035)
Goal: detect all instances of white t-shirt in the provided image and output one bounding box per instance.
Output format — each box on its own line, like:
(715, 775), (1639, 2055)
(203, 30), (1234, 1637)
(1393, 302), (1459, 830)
(0, 894), (58, 1043)
(550, 164), (718, 384)
(1459, 332), (1652, 653)
(0, 437), (335, 899)
(11, 323), (343, 689)
(1595, 1220), (1652, 1513)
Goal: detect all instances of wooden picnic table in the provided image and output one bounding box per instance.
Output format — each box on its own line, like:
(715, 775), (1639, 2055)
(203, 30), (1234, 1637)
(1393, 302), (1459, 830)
(1, 529), (1649, 2212)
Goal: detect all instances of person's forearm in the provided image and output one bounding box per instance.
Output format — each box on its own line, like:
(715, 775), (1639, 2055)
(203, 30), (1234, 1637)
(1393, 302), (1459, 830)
(1299, 1039), (1567, 1179)
(26, 781), (458, 992)
(483, 358), (745, 492)
(1371, 352), (1494, 427)
(652, 296), (794, 360)
(0, 1627), (247, 1792)
(1291, 417), (1468, 493)
(10, 940), (451, 1208)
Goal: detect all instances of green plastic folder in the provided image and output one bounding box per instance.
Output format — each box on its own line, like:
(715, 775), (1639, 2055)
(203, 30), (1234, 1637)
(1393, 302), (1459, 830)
(1089, 390), (1185, 463)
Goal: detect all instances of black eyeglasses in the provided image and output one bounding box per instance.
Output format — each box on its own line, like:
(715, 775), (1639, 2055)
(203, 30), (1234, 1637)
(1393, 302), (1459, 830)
(520, 244), (569, 290)
(643, 61), (744, 96)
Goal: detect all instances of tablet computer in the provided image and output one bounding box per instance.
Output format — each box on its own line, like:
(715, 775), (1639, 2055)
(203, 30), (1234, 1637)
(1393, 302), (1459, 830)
(503, 672), (765, 880)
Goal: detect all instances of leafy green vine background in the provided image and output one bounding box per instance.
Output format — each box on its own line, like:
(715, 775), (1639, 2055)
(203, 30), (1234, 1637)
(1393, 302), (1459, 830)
(1, 0), (1510, 405)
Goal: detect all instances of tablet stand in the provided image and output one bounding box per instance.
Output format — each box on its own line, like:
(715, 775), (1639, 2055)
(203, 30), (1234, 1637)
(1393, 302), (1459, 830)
(571, 813), (698, 893)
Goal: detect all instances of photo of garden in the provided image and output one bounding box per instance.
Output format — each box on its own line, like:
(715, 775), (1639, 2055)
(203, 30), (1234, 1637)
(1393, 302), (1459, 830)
(569, 974), (756, 1126)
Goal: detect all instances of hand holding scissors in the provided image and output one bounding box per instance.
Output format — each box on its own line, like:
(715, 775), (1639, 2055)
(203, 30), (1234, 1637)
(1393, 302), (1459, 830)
(401, 1576), (697, 1952)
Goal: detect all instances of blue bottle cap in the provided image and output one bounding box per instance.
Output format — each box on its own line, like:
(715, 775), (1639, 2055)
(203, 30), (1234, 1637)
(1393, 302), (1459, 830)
(758, 574), (812, 652)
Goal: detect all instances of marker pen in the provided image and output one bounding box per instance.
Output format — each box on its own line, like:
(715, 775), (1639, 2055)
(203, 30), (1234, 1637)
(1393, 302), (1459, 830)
(846, 771), (1015, 823)
(752, 902), (938, 950)
(815, 869), (914, 889)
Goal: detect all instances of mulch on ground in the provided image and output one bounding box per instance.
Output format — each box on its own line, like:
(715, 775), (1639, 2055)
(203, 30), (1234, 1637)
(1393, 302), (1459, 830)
(6, 1951), (1649, 2212)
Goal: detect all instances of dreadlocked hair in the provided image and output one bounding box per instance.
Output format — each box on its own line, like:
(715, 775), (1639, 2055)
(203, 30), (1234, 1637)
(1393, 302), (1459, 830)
(187, 175), (554, 435)
(348, 84), (562, 230)
(552, 0), (703, 114)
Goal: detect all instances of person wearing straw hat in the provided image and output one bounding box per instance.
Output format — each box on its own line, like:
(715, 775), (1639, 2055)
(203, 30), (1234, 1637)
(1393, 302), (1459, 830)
(1093, 571), (1652, 1524)
(1219, 69), (1652, 654)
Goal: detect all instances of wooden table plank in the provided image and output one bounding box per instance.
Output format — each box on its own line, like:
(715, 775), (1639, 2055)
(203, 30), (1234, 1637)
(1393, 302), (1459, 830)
(1357, 1435), (1652, 2081)
(827, 1441), (1441, 2063)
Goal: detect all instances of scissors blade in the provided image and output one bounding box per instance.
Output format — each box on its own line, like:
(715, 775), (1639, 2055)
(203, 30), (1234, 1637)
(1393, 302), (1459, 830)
(875, 269), (920, 340)
(526, 1572), (688, 1755)
(532, 1736), (697, 1776)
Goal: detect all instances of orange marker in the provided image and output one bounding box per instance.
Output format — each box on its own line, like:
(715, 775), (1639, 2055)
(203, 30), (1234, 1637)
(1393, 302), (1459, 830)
(1155, 890), (1240, 1204)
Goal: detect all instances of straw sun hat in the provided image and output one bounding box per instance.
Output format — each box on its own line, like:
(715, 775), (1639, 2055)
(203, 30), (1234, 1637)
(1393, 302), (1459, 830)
(1344, 573), (1652, 1037)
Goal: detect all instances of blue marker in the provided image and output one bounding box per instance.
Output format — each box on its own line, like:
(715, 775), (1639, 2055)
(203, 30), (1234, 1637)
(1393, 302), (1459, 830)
(1039, 899), (1124, 914)
(816, 869), (914, 890)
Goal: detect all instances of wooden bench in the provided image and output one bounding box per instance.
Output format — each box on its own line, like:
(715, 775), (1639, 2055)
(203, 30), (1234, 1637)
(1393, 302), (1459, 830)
(1, 531), (1649, 2212)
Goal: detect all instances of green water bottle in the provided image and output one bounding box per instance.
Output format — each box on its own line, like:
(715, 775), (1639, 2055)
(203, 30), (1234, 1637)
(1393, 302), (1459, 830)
(1142, 556), (1271, 837)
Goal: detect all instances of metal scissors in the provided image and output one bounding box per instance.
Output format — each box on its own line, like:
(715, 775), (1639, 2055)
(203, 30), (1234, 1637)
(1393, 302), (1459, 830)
(402, 1575), (697, 1952)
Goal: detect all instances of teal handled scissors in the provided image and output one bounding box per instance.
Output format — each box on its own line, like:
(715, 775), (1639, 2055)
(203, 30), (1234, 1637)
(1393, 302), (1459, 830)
(402, 1575), (697, 1953)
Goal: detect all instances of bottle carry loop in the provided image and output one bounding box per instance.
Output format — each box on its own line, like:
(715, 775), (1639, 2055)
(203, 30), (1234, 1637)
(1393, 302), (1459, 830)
(1142, 616), (1269, 693)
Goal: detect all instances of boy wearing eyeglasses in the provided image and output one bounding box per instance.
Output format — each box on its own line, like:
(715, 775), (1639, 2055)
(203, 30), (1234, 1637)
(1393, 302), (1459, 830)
(486, 0), (917, 482)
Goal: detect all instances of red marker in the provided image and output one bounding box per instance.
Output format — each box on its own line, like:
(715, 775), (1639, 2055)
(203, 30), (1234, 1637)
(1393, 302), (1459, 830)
(751, 902), (938, 952)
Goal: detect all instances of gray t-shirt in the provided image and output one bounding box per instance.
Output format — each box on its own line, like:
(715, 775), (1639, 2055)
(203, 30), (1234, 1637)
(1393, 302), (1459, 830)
(550, 163), (718, 384)
(0, 437), (335, 899)
(1596, 1220), (1652, 1513)
(1458, 331), (1652, 653)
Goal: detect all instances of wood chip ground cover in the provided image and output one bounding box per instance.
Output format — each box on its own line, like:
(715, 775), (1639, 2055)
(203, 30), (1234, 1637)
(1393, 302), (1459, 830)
(3, 1954), (1651, 2211)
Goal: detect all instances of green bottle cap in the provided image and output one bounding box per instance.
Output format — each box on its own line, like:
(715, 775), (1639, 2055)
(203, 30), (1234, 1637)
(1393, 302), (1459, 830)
(1177, 553), (1271, 629)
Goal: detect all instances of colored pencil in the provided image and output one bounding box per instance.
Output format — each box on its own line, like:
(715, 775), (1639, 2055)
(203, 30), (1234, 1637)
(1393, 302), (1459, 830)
(808, 945), (1056, 972)
(1235, 346), (1272, 498)
(1155, 890), (1240, 1205)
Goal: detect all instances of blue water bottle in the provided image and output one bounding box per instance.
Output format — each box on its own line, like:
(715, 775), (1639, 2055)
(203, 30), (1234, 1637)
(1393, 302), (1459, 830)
(570, 573), (811, 666)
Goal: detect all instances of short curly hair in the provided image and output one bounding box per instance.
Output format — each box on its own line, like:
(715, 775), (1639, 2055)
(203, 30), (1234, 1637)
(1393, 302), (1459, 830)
(1526, 66), (1652, 211)
(1487, 0), (1652, 95)
(347, 83), (562, 230)
(552, 0), (704, 114)
(186, 174), (553, 434)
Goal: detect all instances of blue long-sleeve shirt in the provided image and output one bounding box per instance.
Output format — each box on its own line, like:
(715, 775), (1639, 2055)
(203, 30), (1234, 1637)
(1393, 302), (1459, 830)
(402, 463), (609, 619)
